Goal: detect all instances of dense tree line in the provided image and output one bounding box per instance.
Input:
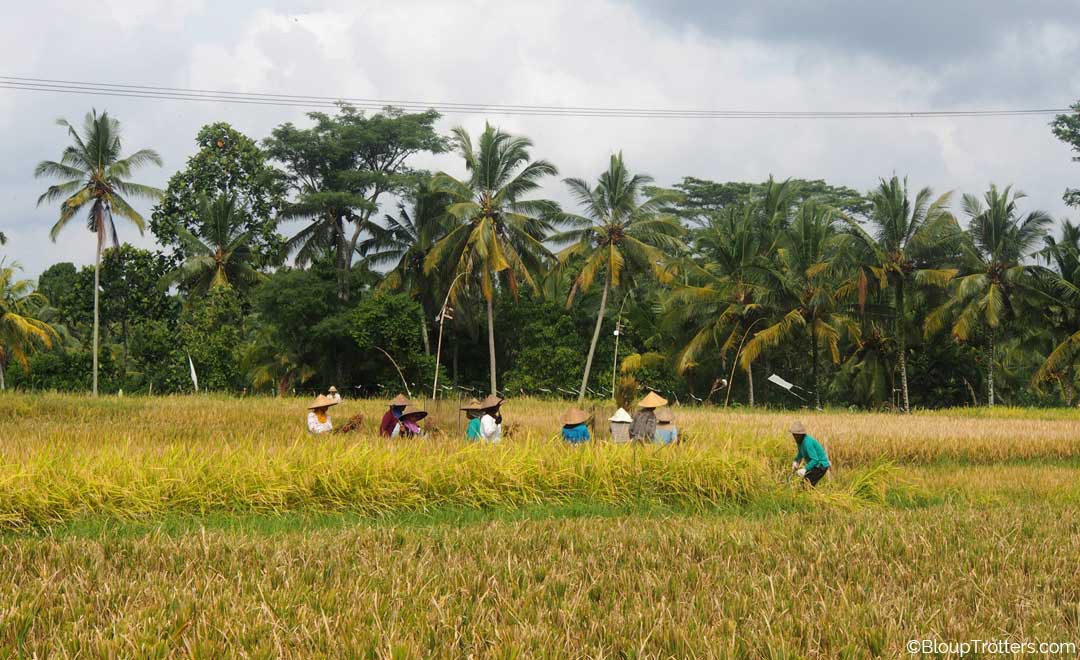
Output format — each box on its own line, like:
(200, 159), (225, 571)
(4, 100), (1079, 409)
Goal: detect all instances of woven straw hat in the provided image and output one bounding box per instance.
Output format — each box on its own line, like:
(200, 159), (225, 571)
(655, 407), (675, 424)
(609, 408), (632, 423)
(328, 386), (338, 394)
(400, 405), (428, 421)
(560, 407), (589, 426)
(479, 394), (505, 410)
(789, 421), (806, 435)
(637, 391), (668, 408)
(307, 394), (339, 410)
(459, 398), (483, 411)
(389, 393), (411, 407)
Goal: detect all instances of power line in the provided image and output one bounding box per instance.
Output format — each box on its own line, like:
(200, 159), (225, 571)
(0, 75), (1075, 119)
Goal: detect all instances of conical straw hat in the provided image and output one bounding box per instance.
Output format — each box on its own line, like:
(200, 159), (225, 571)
(637, 391), (668, 408)
(608, 407), (632, 423)
(307, 394), (339, 410)
(655, 407), (675, 424)
(400, 405), (428, 421)
(789, 421), (806, 434)
(459, 398), (483, 411)
(389, 393), (411, 407)
(479, 394), (505, 410)
(560, 407), (589, 426)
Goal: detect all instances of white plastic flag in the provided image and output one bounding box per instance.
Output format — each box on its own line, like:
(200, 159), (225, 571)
(188, 355), (199, 393)
(767, 374), (794, 390)
(767, 373), (806, 401)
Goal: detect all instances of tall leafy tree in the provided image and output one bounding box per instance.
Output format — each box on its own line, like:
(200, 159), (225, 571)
(1051, 100), (1080, 209)
(0, 259), (58, 390)
(926, 185), (1052, 406)
(842, 176), (958, 413)
(151, 123), (285, 264)
(265, 105), (448, 300)
(34, 109), (162, 396)
(1032, 221), (1080, 402)
(364, 180), (454, 354)
(427, 124), (559, 395)
(167, 195), (261, 296)
(556, 153), (682, 401)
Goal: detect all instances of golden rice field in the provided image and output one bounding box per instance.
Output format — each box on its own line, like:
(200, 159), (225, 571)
(1, 393), (1079, 656)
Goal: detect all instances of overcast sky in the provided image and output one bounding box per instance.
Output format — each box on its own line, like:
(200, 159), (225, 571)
(2, 0), (1078, 277)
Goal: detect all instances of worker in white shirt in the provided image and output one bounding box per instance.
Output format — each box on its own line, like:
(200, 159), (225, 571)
(478, 394), (505, 443)
(306, 394), (338, 435)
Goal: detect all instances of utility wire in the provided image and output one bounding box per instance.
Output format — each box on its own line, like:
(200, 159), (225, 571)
(0, 75), (1075, 119)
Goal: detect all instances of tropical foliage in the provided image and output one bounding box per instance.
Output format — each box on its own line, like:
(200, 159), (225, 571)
(10, 103), (1080, 408)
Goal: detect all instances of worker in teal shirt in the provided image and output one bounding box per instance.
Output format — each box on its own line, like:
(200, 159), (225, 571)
(790, 421), (830, 486)
(461, 398), (483, 441)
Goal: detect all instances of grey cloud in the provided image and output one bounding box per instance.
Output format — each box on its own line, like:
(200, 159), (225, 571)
(629, 0), (1080, 105)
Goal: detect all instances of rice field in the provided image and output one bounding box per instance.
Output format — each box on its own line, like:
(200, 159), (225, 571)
(2, 393), (1079, 656)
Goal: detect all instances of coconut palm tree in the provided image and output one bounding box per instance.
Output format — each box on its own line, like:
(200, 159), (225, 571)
(0, 260), (58, 390)
(1032, 221), (1080, 401)
(742, 203), (857, 409)
(34, 109), (162, 395)
(364, 180), (454, 354)
(841, 176), (958, 413)
(426, 124), (558, 395)
(925, 185), (1052, 406)
(667, 204), (770, 406)
(555, 153), (683, 402)
(168, 195), (262, 296)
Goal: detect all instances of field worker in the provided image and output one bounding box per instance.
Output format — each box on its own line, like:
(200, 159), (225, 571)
(653, 407), (678, 445)
(790, 421), (830, 486)
(560, 407), (591, 444)
(630, 391), (667, 442)
(379, 393), (412, 437)
(327, 385), (342, 404)
(461, 398), (484, 440)
(609, 407), (632, 443)
(478, 394), (504, 443)
(306, 394), (339, 435)
(391, 405), (429, 438)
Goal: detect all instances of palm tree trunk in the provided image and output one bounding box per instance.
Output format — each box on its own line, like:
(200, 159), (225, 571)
(420, 315), (431, 356)
(747, 364), (754, 408)
(486, 295), (497, 396)
(578, 275), (610, 403)
(987, 329), (995, 407)
(894, 284), (910, 413)
(0, 360), (6, 391)
(336, 217), (349, 302)
(92, 212), (103, 397)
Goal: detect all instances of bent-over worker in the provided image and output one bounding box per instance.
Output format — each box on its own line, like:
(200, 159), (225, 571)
(790, 421), (830, 486)
(391, 405), (428, 438)
(380, 393), (411, 437)
(478, 394), (504, 443)
(630, 391), (667, 442)
(461, 398), (483, 441)
(560, 407), (590, 444)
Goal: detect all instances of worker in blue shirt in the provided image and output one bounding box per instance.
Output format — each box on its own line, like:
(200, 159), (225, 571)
(560, 407), (591, 444)
(790, 421), (830, 486)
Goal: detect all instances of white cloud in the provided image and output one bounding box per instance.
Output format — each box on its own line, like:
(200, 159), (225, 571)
(1, 0), (1077, 278)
